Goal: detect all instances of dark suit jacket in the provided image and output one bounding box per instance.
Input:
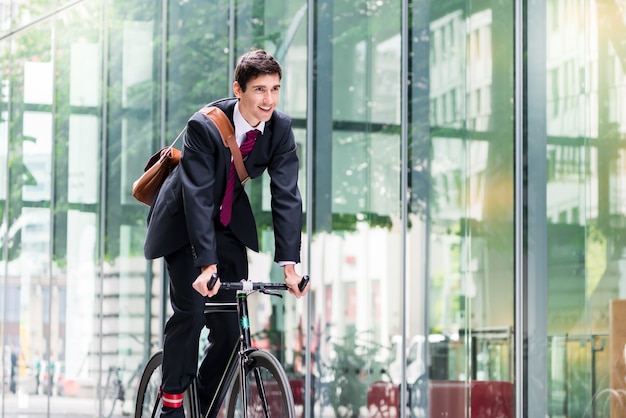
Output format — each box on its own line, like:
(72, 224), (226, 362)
(144, 98), (302, 268)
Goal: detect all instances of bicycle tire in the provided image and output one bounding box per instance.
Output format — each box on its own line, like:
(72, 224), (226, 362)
(134, 351), (164, 418)
(134, 351), (196, 418)
(225, 350), (295, 418)
(103, 368), (121, 418)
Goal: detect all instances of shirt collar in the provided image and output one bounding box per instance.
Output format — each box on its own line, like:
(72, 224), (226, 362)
(234, 102), (265, 145)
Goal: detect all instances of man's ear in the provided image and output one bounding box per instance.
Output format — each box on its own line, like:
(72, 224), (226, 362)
(233, 81), (242, 98)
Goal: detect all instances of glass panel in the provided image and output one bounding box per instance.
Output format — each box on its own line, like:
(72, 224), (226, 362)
(0, 38), (8, 407)
(48, 2), (104, 416)
(166, 0), (230, 140)
(23, 62), (53, 105)
(0, 1), (57, 38)
(309, 1), (403, 416)
(0, 17), (56, 414)
(69, 42), (101, 108)
(279, 2), (308, 121)
(106, 1), (163, 416)
(423, 1), (515, 416)
(543, 0), (626, 416)
(22, 111), (52, 202)
(68, 115), (99, 204)
(0, 3), (12, 34)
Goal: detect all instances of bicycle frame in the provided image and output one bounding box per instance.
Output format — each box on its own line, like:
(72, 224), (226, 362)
(136, 278), (307, 418)
(201, 282), (285, 418)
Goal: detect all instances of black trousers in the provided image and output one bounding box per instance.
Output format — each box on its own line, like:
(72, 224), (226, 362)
(161, 223), (248, 414)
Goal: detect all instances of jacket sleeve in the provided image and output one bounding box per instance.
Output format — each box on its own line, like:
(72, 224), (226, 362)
(267, 117), (303, 263)
(179, 112), (224, 268)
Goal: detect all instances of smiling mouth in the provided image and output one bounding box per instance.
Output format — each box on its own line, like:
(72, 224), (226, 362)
(259, 106), (272, 111)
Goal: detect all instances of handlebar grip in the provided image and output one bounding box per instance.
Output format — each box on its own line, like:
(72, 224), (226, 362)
(208, 273), (219, 291)
(298, 275), (310, 292)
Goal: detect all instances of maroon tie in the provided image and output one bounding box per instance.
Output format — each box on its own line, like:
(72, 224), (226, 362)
(220, 129), (259, 226)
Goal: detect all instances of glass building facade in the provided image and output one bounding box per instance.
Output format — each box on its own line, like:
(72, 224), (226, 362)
(0, 0), (625, 417)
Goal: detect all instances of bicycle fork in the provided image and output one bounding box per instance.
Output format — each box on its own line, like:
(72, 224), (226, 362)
(237, 353), (274, 418)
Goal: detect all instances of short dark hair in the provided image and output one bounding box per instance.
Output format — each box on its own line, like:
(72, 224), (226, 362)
(234, 49), (282, 92)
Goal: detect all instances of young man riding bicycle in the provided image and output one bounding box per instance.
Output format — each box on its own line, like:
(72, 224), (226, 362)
(143, 49), (310, 418)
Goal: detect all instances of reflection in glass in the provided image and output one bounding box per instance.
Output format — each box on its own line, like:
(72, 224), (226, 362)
(543, 0), (626, 416)
(69, 43), (101, 108)
(2, 0), (625, 416)
(22, 112), (52, 202)
(68, 115), (98, 204)
(308, 1), (403, 416)
(424, 0), (515, 416)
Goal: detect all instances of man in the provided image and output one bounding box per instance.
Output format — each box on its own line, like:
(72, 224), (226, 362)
(144, 49), (309, 418)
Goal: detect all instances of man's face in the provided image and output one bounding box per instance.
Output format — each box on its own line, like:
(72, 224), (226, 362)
(234, 73), (281, 127)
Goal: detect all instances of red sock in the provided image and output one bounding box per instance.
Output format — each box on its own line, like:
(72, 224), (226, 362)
(161, 391), (184, 409)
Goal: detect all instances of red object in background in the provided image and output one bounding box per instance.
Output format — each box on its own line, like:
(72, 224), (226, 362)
(367, 380), (514, 418)
(428, 380), (515, 418)
(346, 284), (357, 320)
(290, 379), (305, 406)
(471, 381), (514, 417)
(290, 379), (307, 418)
(367, 381), (400, 417)
(429, 380), (514, 418)
(63, 379), (79, 396)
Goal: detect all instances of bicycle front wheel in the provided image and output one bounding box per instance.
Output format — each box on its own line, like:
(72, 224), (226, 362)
(225, 350), (295, 418)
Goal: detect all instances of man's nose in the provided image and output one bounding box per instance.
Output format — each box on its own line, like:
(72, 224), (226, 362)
(263, 90), (274, 103)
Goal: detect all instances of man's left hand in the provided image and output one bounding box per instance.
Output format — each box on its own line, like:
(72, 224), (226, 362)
(283, 264), (308, 298)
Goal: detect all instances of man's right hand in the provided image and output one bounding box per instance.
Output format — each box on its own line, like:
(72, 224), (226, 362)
(192, 264), (219, 297)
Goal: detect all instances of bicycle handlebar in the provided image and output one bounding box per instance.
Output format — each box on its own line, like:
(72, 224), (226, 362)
(208, 274), (310, 293)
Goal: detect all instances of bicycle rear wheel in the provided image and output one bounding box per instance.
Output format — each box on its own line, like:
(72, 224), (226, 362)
(134, 351), (197, 418)
(134, 351), (163, 418)
(225, 350), (295, 418)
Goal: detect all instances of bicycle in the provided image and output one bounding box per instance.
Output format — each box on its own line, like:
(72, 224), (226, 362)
(103, 341), (158, 417)
(134, 274), (310, 418)
(104, 363), (149, 418)
(103, 365), (126, 418)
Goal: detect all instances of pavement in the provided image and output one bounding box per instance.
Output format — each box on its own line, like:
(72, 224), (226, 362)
(0, 392), (133, 418)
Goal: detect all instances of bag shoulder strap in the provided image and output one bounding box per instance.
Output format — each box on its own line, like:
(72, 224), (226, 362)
(169, 126), (186, 148)
(200, 105), (249, 184)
